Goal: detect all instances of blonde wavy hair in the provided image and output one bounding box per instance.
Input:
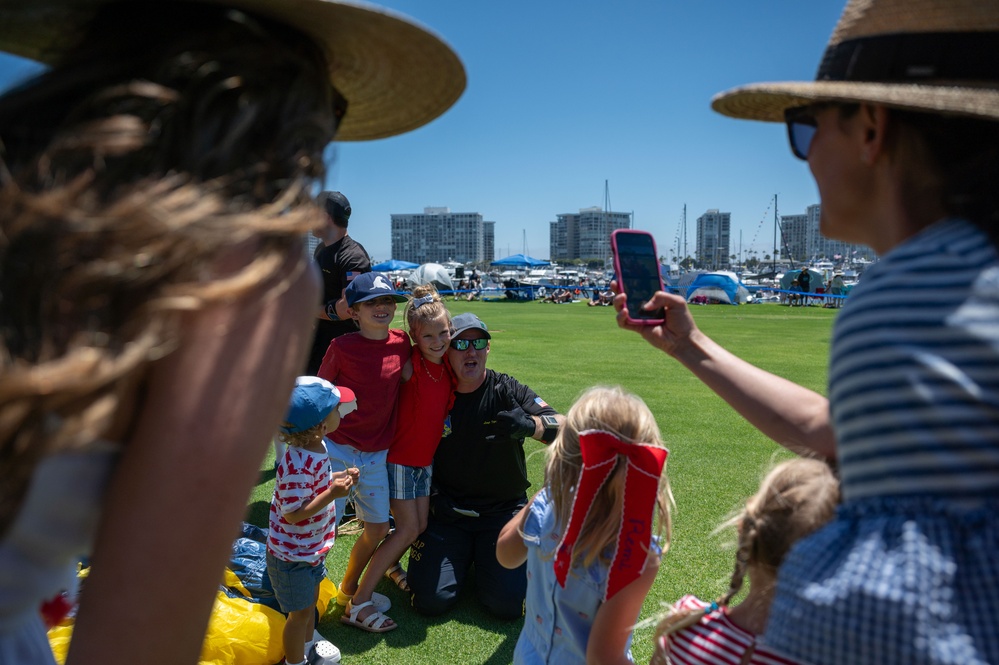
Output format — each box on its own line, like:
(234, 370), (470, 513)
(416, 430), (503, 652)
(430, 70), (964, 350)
(544, 385), (673, 571)
(0, 2), (336, 536)
(655, 457), (839, 656)
(278, 423), (329, 452)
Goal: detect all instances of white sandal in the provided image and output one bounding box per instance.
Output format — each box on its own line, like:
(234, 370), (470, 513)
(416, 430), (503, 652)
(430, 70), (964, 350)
(334, 587), (391, 612)
(339, 600), (397, 633)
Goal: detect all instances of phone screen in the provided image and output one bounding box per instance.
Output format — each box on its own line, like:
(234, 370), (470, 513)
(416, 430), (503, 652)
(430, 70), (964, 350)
(612, 230), (665, 324)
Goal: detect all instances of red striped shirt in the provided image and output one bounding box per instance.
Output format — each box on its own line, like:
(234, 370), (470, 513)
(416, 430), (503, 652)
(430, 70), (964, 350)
(662, 596), (803, 665)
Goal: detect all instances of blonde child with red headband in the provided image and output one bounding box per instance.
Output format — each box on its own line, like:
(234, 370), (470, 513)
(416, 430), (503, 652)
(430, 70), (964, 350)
(497, 385), (672, 665)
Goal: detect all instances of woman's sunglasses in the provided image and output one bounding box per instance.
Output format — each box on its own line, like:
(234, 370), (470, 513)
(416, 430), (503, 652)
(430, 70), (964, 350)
(784, 103), (834, 161)
(450, 338), (489, 351)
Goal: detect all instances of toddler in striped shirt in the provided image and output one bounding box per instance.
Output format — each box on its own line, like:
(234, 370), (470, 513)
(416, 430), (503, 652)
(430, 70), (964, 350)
(268, 377), (359, 665)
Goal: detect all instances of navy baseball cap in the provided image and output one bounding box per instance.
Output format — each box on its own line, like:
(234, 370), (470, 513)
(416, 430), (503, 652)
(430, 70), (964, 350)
(281, 376), (356, 434)
(346, 272), (407, 307)
(317, 191), (351, 226)
(450, 312), (491, 338)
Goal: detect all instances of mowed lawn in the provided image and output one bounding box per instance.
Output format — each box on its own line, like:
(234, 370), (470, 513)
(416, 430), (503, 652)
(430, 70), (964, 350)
(246, 298), (839, 665)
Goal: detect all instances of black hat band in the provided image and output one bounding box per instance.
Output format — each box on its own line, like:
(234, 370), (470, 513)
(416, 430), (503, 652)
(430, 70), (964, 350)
(817, 31), (999, 84)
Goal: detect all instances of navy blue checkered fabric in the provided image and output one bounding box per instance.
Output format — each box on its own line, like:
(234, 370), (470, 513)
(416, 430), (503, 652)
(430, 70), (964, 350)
(764, 495), (999, 665)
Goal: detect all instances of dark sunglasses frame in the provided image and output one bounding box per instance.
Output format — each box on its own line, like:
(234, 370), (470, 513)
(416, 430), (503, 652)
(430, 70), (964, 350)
(784, 103), (837, 161)
(450, 338), (489, 351)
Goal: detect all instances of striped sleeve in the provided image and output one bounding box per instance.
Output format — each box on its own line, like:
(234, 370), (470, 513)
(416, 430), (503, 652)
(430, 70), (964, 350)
(829, 220), (999, 499)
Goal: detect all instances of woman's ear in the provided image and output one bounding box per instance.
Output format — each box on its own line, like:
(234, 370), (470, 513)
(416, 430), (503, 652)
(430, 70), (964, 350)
(859, 104), (890, 165)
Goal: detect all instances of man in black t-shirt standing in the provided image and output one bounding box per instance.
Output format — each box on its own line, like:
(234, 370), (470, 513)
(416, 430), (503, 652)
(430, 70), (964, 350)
(797, 268), (811, 306)
(407, 313), (564, 619)
(305, 191), (371, 375)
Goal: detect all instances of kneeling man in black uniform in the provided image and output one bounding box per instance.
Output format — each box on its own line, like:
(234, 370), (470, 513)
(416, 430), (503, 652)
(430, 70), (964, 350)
(407, 313), (564, 619)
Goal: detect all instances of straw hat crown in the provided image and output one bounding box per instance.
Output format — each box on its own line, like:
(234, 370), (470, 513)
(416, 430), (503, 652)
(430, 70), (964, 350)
(0, 0), (465, 141)
(829, 0), (998, 42)
(712, 0), (999, 122)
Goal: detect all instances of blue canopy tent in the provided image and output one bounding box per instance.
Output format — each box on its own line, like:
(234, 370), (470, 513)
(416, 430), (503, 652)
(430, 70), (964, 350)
(491, 254), (550, 267)
(371, 259), (419, 272)
(685, 271), (750, 305)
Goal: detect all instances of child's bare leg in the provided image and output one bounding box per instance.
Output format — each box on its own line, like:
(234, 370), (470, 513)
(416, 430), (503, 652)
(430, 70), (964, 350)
(282, 605), (313, 664)
(339, 520), (390, 596)
(358, 497), (428, 598)
(342, 520), (395, 626)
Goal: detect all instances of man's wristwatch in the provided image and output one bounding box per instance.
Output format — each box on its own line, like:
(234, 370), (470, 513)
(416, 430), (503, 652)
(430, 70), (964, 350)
(325, 301), (339, 321)
(540, 414), (560, 443)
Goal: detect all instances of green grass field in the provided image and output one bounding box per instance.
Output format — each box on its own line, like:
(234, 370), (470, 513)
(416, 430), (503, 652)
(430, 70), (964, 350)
(247, 299), (838, 665)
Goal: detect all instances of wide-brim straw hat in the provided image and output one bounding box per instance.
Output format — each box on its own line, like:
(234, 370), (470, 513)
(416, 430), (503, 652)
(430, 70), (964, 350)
(0, 0), (466, 141)
(712, 0), (999, 123)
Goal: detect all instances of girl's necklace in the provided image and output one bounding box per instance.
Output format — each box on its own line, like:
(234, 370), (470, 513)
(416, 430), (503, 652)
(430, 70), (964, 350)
(422, 356), (445, 383)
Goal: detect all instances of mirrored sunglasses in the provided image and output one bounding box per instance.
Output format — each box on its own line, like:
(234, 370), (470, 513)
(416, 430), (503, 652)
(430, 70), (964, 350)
(450, 338), (489, 351)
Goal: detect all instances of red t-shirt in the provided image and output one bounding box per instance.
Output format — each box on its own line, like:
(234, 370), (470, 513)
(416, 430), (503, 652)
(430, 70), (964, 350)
(387, 346), (456, 467)
(318, 329), (410, 452)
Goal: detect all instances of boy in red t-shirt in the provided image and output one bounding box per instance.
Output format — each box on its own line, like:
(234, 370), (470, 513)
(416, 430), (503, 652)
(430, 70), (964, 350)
(318, 272), (410, 632)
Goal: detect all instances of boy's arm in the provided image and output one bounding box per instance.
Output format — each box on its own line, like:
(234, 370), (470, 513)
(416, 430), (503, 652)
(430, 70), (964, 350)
(281, 469), (355, 523)
(282, 487), (336, 524)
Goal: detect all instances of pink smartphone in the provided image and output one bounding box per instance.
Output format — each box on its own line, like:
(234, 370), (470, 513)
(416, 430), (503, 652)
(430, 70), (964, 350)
(611, 229), (665, 325)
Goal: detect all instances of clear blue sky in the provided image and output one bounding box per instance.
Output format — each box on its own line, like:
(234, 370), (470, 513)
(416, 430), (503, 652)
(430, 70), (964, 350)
(0, 0), (846, 263)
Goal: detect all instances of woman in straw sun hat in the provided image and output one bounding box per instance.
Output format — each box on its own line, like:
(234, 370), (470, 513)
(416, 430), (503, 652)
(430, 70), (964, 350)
(617, 0), (999, 663)
(0, 1), (463, 664)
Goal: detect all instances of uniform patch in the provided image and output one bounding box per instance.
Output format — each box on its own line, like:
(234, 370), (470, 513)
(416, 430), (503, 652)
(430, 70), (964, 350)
(534, 397), (549, 408)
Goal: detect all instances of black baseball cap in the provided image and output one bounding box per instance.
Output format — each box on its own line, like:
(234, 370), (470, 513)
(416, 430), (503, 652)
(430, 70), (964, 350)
(317, 191), (351, 226)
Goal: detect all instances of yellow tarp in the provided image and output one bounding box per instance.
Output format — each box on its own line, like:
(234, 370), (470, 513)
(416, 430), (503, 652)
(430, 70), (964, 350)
(48, 572), (336, 665)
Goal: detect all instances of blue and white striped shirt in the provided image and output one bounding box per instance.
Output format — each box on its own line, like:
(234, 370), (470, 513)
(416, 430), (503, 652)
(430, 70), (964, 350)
(829, 218), (999, 501)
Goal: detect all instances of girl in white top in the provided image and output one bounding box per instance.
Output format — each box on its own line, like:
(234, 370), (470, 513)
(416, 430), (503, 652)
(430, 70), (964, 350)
(498, 385), (673, 664)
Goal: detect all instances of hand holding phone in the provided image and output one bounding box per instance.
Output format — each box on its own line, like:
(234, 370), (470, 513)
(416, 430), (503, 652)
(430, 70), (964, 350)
(611, 229), (665, 325)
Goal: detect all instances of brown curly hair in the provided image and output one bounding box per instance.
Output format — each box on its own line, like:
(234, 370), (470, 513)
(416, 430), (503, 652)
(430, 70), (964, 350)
(0, 2), (337, 536)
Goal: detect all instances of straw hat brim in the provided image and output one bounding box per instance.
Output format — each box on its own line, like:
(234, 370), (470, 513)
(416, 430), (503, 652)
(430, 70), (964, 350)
(0, 0), (466, 141)
(712, 80), (999, 123)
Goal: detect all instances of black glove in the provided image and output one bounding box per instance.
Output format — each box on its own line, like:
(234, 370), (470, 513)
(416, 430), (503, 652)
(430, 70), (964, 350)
(485, 407), (536, 441)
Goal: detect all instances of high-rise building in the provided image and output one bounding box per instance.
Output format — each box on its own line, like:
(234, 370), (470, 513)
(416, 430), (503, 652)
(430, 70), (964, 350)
(779, 213), (808, 263)
(390, 207), (488, 264)
(550, 207), (632, 262)
(696, 209), (731, 270)
(483, 221), (495, 264)
(781, 204), (876, 264)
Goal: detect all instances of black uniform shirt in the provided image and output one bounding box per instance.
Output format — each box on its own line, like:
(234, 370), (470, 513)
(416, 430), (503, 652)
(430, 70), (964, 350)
(305, 234), (370, 374)
(432, 369), (557, 512)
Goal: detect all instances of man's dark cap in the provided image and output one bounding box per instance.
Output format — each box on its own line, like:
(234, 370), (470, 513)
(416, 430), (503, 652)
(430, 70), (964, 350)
(317, 191), (351, 227)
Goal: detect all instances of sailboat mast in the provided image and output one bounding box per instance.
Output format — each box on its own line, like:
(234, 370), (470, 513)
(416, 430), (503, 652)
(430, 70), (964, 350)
(683, 204), (687, 269)
(772, 194), (778, 277)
